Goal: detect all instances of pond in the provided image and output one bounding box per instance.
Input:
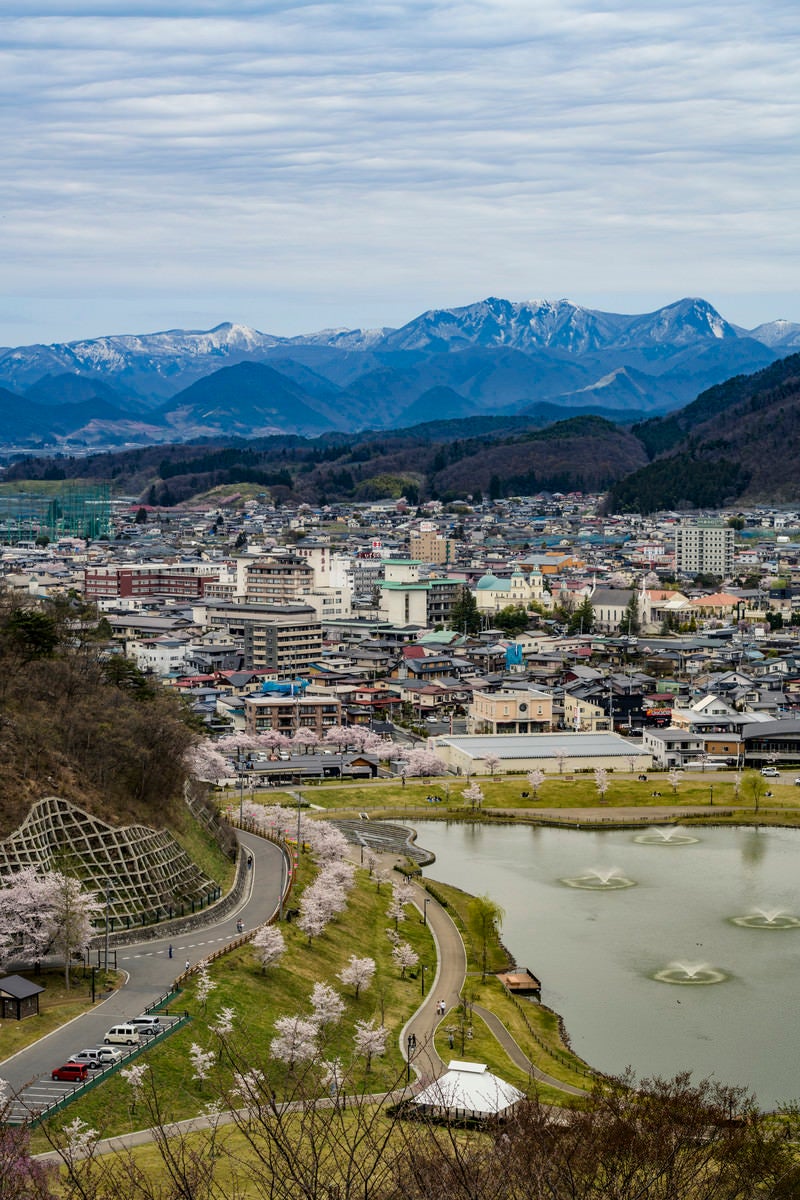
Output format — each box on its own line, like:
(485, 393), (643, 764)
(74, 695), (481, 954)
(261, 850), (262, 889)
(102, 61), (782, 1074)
(413, 821), (800, 1109)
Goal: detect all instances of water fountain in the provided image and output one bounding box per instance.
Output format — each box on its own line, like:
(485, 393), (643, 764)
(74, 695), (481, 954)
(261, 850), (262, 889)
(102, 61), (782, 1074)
(730, 908), (800, 930)
(561, 867), (636, 890)
(633, 826), (699, 846)
(653, 961), (727, 985)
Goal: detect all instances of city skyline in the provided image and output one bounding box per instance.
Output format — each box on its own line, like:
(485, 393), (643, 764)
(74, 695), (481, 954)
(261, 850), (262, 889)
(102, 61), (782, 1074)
(3, 1), (799, 345)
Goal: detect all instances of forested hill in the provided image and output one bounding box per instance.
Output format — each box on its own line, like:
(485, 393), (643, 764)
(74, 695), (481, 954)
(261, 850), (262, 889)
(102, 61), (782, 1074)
(2, 415), (648, 505)
(7, 352), (800, 510)
(607, 353), (800, 512)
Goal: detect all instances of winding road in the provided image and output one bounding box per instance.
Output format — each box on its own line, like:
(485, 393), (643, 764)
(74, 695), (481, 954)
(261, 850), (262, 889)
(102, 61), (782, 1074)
(0, 833), (285, 1099)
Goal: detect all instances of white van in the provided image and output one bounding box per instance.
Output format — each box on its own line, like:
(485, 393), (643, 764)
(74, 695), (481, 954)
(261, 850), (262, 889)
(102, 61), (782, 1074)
(104, 1024), (141, 1046)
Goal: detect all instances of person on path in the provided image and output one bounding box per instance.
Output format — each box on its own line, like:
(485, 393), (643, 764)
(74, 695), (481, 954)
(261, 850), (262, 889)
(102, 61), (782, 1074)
(185, 960), (190, 972)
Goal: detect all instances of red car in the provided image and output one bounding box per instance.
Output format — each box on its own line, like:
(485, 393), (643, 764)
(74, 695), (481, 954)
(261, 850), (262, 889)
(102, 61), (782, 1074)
(51, 1062), (89, 1083)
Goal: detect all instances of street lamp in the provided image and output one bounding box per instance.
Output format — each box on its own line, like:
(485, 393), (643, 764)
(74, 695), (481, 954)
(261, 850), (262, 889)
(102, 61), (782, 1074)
(710, 784), (714, 806)
(422, 897), (430, 926)
(420, 963), (427, 997)
(406, 1032), (417, 1083)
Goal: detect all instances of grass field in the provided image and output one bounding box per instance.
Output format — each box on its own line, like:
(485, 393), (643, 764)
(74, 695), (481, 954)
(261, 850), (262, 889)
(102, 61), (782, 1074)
(271, 771), (800, 821)
(33, 856), (435, 1147)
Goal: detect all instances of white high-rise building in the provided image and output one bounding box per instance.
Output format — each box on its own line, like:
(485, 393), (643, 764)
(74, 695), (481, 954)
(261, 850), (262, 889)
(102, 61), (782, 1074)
(674, 520), (734, 578)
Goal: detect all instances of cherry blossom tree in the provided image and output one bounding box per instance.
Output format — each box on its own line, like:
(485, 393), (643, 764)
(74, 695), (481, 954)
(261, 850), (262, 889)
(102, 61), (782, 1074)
(194, 961), (217, 1012)
(338, 954), (376, 999)
(59, 1116), (98, 1175)
(0, 1118), (56, 1199)
(256, 731), (293, 755)
(373, 864), (392, 893)
(210, 1006), (235, 1039)
(462, 782), (484, 811)
(231, 1068), (264, 1104)
(120, 1062), (149, 1113)
(270, 1015), (318, 1070)
(668, 769), (682, 795)
(291, 728), (319, 755)
(185, 741), (230, 783)
(0, 870), (101, 988)
(594, 768), (609, 802)
(392, 941), (419, 978)
(363, 849), (378, 877)
(484, 754), (501, 778)
(324, 725), (353, 751)
(252, 924), (286, 972)
(554, 747), (568, 775)
(189, 1043), (216, 1089)
(401, 749), (448, 777)
(297, 894), (332, 944)
(527, 768), (545, 799)
(386, 890), (406, 930)
(309, 982), (345, 1029)
(352, 1018), (387, 1072)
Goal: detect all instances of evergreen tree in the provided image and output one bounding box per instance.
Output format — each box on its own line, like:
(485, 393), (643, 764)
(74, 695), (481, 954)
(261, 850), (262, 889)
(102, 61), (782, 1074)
(568, 597), (595, 635)
(620, 593), (641, 635)
(450, 586), (481, 635)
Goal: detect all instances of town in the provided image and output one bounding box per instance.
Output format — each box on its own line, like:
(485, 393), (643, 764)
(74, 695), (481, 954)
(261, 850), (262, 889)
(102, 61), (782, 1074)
(2, 486), (799, 780)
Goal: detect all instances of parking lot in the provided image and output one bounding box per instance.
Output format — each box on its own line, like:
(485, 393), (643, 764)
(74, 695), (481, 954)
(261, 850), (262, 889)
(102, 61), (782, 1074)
(5, 1012), (185, 1125)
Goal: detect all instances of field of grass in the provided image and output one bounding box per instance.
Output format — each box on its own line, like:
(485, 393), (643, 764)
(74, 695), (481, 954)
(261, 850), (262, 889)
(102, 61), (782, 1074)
(33, 856), (434, 1147)
(292, 772), (800, 822)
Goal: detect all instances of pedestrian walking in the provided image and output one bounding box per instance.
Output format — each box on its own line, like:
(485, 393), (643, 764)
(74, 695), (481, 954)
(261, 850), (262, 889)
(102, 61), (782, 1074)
(168, 944), (173, 959)
(185, 960), (190, 972)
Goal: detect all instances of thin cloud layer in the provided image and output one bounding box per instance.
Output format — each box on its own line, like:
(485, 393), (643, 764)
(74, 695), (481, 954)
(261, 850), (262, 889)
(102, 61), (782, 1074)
(2, 0), (799, 342)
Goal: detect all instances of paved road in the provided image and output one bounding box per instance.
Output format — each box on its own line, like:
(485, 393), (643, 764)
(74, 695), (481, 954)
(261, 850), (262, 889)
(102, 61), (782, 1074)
(0, 833), (285, 1097)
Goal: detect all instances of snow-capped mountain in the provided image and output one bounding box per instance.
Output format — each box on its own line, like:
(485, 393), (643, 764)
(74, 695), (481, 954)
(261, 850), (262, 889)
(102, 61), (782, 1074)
(746, 319), (800, 350)
(0, 322), (283, 397)
(0, 296), (793, 445)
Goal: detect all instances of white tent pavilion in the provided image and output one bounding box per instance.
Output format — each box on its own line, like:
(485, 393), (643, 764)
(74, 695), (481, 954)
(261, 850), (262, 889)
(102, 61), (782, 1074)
(412, 1060), (524, 1120)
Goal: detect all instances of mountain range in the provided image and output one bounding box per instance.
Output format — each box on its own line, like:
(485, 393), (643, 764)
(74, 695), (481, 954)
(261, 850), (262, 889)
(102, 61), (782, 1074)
(0, 296), (797, 448)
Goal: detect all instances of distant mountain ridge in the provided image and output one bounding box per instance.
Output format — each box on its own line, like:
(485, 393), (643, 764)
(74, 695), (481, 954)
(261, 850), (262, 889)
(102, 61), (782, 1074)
(0, 296), (793, 446)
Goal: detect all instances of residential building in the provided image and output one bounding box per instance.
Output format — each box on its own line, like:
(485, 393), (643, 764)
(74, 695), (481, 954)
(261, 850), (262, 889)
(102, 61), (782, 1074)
(674, 520), (734, 578)
(196, 601), (322, 673)
(468, 687), (553, 734)
(244, 692), (342, 737)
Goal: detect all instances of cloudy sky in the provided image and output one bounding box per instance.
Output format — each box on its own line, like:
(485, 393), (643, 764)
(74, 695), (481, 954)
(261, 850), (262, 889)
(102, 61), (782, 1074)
(3, 0), (799, 345)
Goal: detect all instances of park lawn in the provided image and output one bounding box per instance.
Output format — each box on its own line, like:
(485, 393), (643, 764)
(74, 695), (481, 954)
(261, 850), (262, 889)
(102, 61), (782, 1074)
(299, 773), (800, 818)
(34, 859), (434, 1146)
(0, 970), (121, 1064)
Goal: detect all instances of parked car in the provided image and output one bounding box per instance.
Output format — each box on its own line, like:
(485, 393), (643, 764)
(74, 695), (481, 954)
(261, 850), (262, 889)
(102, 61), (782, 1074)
(69, 1049), (105, 1070)
(104, 1024), (141, 1045)
(52, 1062), (89, 1083)
(94, 1046), (124, 1065)
(793, 777), (800, 786)
(761, 766), (780, 778)
(128, 1015), (162, 1036)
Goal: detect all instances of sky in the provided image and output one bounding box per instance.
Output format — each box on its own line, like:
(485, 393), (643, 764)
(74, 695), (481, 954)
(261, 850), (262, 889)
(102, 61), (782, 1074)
(2, 0), (800, 346)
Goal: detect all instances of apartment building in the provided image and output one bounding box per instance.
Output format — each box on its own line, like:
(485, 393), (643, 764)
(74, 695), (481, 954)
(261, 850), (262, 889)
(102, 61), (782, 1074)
(244, 692), (342, 736)
(674, 520), (734, 578)
(197, 601), (322, 673)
